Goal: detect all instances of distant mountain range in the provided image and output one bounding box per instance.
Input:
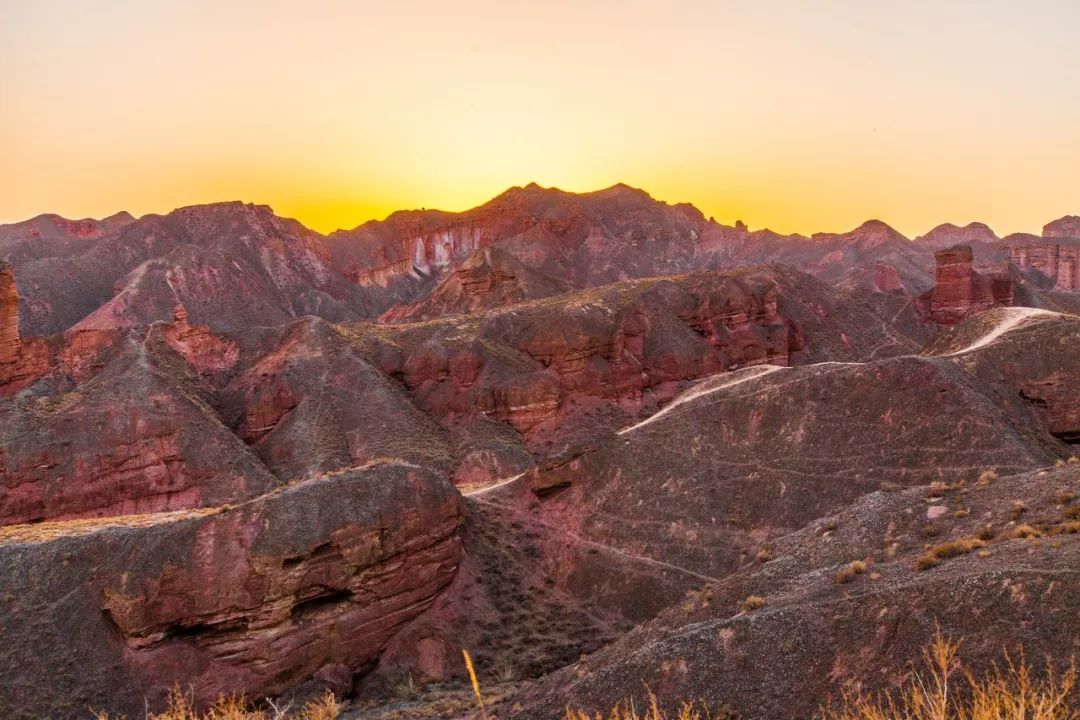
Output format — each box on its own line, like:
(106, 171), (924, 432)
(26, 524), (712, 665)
(2, 183), (1077, 336)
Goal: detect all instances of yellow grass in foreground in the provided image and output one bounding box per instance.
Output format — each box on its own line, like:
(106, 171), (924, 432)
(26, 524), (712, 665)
(822, 633), (1079, 720)
(558, 633), (1078, 720)
(93, 688), (340, 720)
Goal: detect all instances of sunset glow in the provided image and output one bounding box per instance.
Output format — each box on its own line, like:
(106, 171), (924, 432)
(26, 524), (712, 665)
(2, 0), (1078, 236)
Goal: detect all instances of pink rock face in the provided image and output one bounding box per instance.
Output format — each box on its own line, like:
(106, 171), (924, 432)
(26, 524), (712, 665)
(874, 262), (905, 293)
(0, 463), (463, 719)
(915, 221), (1000, 249)
(1043, 215), (1080, 239)
(923, 245), (1012, 324)
(162, 304), (239, 374)
(0, 263), (52, 394)
(0, 262), (20, 366)
(1009, 241), (1080, 291)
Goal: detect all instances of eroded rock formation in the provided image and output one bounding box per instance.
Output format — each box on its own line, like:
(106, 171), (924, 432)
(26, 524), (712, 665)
(1009, 240), (1080, 291)
(0, 462), (463, 720)
(921, 245), (1013, 324)
(0, 262), (19, 366)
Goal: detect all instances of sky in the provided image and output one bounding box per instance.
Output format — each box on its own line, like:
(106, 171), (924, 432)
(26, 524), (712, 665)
(1, 0), (1078, 237)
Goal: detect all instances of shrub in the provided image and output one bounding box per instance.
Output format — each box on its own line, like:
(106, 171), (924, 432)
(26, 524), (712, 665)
(739, 594), (766, 612)
(836, 560), (868, 584)
(1001, 524), (1042, 540)
(917, 537), (987, 570)
(1056, 491), (1078, 505)
(976, 470), (998, 486)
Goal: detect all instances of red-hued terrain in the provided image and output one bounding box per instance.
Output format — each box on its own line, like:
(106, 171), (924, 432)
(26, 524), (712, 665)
(0, 186), (1077, 719)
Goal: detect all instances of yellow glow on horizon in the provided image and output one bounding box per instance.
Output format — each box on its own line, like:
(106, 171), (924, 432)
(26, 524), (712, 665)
(1, 1), (1078, 238)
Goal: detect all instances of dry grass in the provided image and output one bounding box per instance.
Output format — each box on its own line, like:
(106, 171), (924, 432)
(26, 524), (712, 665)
(564, 693), (726, 720)
(976, 470), (998, 488)
(836, 560), (868, 584)
(1001, 524), (1042, 541)
(739, 594), (766, 612)
(822, 632), (1079, 720)
(0, 508), (219, 546)
(94, 689), (341, 720)
(917, 537), (987, 570)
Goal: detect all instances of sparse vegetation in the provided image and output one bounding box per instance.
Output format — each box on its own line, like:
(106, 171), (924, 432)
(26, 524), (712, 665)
(564, 693), (729, 720)
(976, 470), (998, 487)
(822, 632), (1079, 720)
(94, 688), (341, 720)
(1001, 524), (1042, 540)
(739, 594), (766, 612)
(836, 560), (868, 584)
(917, 537), (987, 570)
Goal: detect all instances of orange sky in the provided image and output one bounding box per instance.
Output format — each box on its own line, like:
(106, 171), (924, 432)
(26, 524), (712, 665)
(2, 1), (1078, 237)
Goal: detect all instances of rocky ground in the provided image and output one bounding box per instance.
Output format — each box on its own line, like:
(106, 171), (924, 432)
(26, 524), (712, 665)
(0, 186), (1078, 719)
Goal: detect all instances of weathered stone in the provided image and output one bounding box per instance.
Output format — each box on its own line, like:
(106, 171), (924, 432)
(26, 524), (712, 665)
(0, 462), (462, 720)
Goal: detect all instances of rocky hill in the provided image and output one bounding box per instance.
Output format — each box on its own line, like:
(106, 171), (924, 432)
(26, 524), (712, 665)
(0, 188), (1078, 719)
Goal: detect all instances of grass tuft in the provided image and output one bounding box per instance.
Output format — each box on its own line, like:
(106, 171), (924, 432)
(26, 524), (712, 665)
(822, 631), (1079, 720)
(917, 537), (986, 570)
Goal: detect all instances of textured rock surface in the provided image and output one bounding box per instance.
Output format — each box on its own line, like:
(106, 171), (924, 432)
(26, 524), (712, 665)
(0, 262), (20, 366)
(1009, 239), (1080, 291)
(1043, 215), (1080, 239)
(369, 311), (1079, 700)
(0, 337), (280, 524)
(921, 245), (1013, 324)
(515, 463), (1080, 720)
(381, 246), (573, 322)
(0, 462), (462, 720)
(339, 265), (922, 458)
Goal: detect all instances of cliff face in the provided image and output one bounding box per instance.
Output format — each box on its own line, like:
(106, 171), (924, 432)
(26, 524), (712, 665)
(0, 263), (50, 393)
(922, 245), (1013, 324)
(0, 262), (19, 366)
(0, 464), (463, 720)
(1043, 215), (1080, 239)
(1009, 241), (1080, 291)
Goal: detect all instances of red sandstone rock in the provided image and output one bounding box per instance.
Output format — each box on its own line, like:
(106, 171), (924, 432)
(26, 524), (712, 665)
(381, 246), (573, 322)
(0, 462), (463, 720)
(0, 262), (20, 367)
(1043, 215), (1080, 239)
(0, 263), (51, 394)
(161, 303), (239, 375)
(1009, 238), (1080, 291)
(920, 245), (1013, 324)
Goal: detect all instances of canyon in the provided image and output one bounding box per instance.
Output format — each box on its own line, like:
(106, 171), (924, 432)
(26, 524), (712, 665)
(0, 185), (1077, 719)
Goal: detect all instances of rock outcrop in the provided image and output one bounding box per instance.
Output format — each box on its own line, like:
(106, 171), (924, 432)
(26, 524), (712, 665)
(1043, 215), (1080, 239)
(381, 246), (573, 322)
(0, 338), (281, 524)
(1009, 239), (1080, 291)
(0, 262), (50, 394)
(0, 262), (19, 366)
(514, 463), (1080, 720)
(0, 462), (463, 720)
(921, 245), (1013, 324)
